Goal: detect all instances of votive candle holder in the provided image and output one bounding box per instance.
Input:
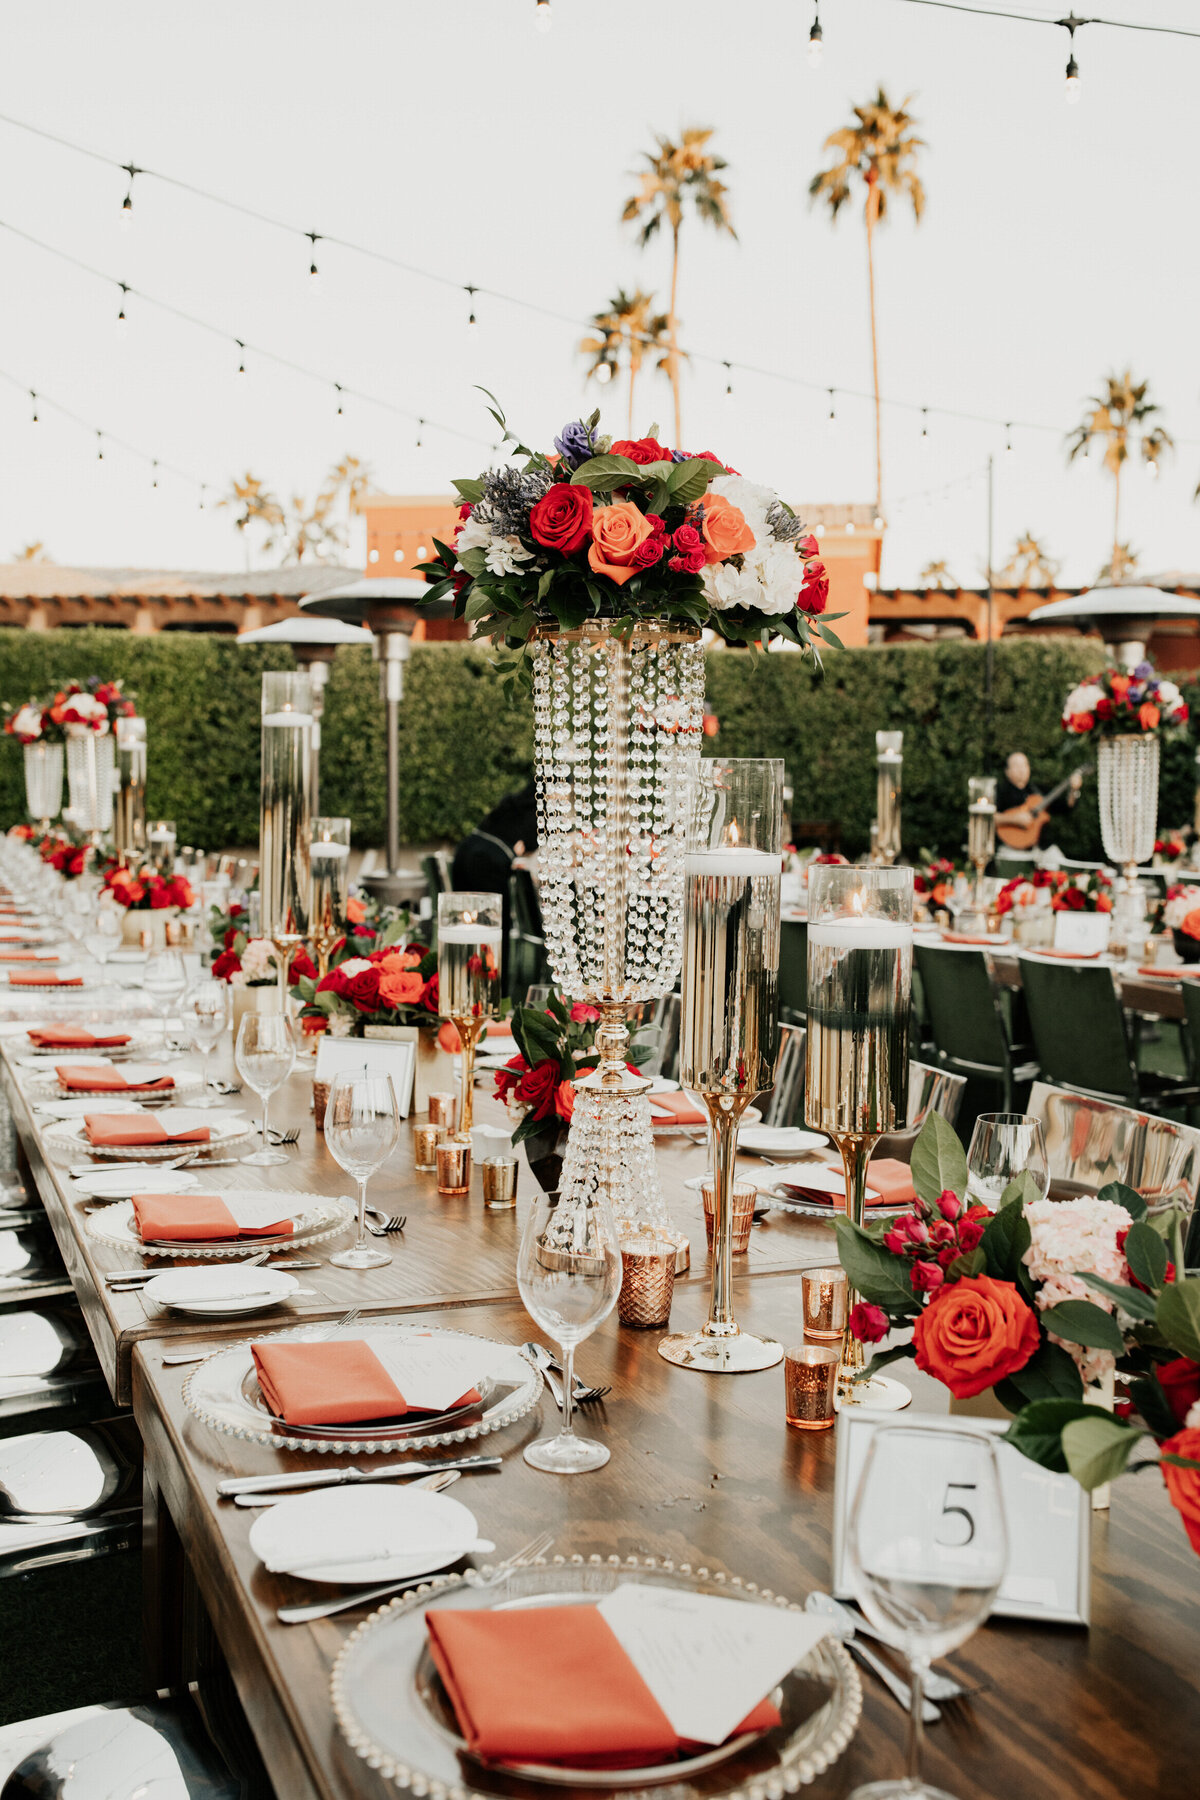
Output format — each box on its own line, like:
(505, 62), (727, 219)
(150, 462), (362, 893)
(481, 1157), (518, 1209)
(701, 1178), (757, 1254)
(413, 1121), (446, 1172)
(801, 1265), (848, 1343)
(436, 1134), (472, 1197)
(617, 1233), (676, 1328)
(428, 1092), (457, 1130)
(784, 1344), (839, 1430)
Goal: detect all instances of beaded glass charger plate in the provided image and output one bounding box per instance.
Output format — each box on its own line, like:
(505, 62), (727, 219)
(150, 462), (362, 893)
(85, 1190), (352, 1258)
(331, 1558), (861, 1797)
(16, 1036), (160, 1063)
(44, 1109), (252, 1160)
(26, 1064), (205, 1101)
(182, 1321), (543, 1455)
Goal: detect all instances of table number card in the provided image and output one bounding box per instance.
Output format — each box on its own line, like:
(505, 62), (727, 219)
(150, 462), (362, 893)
(1053, 911), (1111, 957)
(832, 1409), (1091, 1626)
(314, 1037), (415, 1119)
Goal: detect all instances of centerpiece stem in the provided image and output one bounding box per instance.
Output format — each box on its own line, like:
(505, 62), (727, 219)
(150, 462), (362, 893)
(704, 1095), (750, 1338)
(454, 1015), (485, 1138)
(829, 1127), (883, 1399)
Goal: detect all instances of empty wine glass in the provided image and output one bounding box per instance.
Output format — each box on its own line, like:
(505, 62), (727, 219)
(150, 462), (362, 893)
(517, 1189), (621, 1473)
(188, 982), (228, 1107)
(143, 949), (187, 1057)
(849, 1425), (1007, 1800)
(83, 906), (122, 972)
(966, 1112), (1049, 1213)
(235, 1011), (295, 1166)
(324, 1068), (401, 1271)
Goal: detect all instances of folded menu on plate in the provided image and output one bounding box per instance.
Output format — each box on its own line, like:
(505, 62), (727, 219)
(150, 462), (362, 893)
(132, 1192), (293, 1243)
(779, 1156), (916, 1209)
(28, 1026), (132, 1049)
(424, 1603), (781, 1767)
(251, 1338), (481, 1427)
(0, 952), (58, 964)
(55, 1062), (173, 1093)
(8, 972), (81, 987)
(83, 1112), (210, 1146)
(648, 1092), (707, 1128)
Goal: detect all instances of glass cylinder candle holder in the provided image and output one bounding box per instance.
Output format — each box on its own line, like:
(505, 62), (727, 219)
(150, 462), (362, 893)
(967, 776), (997, 919)
(436, 1134), (472, 1197)
(618, 1232), (676, 1328)
(259, 672), (313, 997)
(874, 731), (903, 866)
(481, 1156), (519, 1209)
(659, 758), (784, 1375)
(784, 1344), (839, 1430)
(801, 1265), (848, 1342)
(413, 1121), (446, 1171)
(438, 892), (502, 1141)
(701, 1177), (757, 1254)
(310, 816), (351, 975)
(114, 718), (147, 861)
(428, 1092), (457, 1130)
(146, 818), (176, 877)
(807, 864), (913, 1412)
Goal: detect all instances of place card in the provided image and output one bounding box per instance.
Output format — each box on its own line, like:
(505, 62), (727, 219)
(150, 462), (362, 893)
(1053, 911), (1110, 956)
(364, 1331), (508, 1411)
(597, 1582), (827, 1746)
(833, 1409), (1090, 1626)
(315, 1036), (414, 1118)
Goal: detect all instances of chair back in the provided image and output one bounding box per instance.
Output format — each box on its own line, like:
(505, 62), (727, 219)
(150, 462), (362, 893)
(506, 871), (547, 1000)
(762, 1023), (806, 1127)
(779, 920), (807, 1022)
(420, 851), (451, 901)
(875, 1060), (968, 1161)
(1027, 1081), (1200, 1219)
(914, 944), (1013, 1075)
(640, 993), (682, 1084)
(1018, 958), (1137, 1103)
(1177, 983), (1200, 1087)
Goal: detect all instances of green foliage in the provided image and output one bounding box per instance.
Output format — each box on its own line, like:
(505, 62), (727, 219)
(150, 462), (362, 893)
(1156, 1279), (1200, 1364)
(909, 1111), (968, 1208)
(1038, 1298), (1127, 1354)
(833, 1216), (920, 1312)
(1003, 1398), (1117, 1474)
(1061, 1414), (1146, 1491)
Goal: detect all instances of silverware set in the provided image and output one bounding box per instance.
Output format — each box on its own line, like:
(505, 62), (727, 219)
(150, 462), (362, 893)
(255, 1124), (300, 1147)
(522, 1341), (610, 1405)
(158, 1305), (362, 1366)
(275, 1527), (555, 1626)
(365, 1205), (407, 1235)
(804, 1592), (977, 1719)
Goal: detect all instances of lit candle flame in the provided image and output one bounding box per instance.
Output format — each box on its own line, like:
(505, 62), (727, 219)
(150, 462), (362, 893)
(849, 887), (865, 917)
(723, 819), (742, 848)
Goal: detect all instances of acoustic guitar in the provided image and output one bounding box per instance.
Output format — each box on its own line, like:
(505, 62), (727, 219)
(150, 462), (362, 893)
(995, 766), (1091, 850)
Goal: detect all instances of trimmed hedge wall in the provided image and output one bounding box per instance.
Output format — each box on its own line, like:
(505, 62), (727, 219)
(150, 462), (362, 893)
(0, 627), (1193, 858)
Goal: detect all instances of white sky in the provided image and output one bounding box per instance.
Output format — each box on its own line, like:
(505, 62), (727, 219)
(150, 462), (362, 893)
(1, 0), (1198, 589)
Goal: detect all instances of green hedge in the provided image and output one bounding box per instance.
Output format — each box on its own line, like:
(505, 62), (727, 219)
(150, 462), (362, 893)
(0, 628), (1194, 858)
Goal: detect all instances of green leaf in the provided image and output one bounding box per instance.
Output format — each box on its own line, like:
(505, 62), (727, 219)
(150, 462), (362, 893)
(861, 1342), (916, 1379)
(997, 1169), (1042, 1213)
(1003, 1398), (1116, 1474)
(1128, 1373), (1181, 1439)
(569, 454), (642, 490)
(1156, 1278), (1200, 1362)
(944, 1246), (987, 1281)
(1124, 1221), (1168, 1293)
(452, 478), (484, 504)
(833, 1217), (919, 1312)
(1078, 1271), (1157, 1322)
(376, 915), (409, 952)
(1039, 1299), (1127, 1354)
(1061, 1415), (1146, 1491)
(909, 1112), (969, 1209)
(458, 546), (487, 578)
(536, 568), (555, 604)
(1002, 1341), (1084, 1404)
(981, 1197), (1032, 1282)
(1097, 1180), (1148, 1222)
(666, 459), (723, 506)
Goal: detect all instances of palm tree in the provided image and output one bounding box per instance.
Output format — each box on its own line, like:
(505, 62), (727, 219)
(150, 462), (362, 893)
(11, 541), (50, 563)
(810, 90), (926, 527)
(218, 457), (371, 565)
(622, 129), (736, 444)
(1099, 542), (1141, 584)
(579, 289), (672, 435)
(917, 559), (954, 590)
(998, 532), (1060, 589)
(1067, 371), (1172, 578)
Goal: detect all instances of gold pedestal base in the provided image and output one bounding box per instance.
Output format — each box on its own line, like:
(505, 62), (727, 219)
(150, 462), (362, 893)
(835, 1373), (912, 1412)
(658, 1329), (783, 1373)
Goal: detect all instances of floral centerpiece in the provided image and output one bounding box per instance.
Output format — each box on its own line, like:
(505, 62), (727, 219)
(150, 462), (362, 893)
(212, 932), (316, 990)
(103, 861), (195, 913)
(291, 913), (436, 1037)
(1062, 665), (1188, 738)
(913, 854), (970, 910)
(38, 829), (90, 879)
(838, 1113), (1200, 1556)
(4, 697), (65, 745)
(995, 868), (1112, 917)
(1154, 832), (1189, 865)
(416, 399), (840, 661)
(1163, 883), (1200, 963)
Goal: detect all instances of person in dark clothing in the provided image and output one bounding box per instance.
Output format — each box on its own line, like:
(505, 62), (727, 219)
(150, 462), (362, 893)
(451, 780), (540, 978)
(995, 752), (1082, 849)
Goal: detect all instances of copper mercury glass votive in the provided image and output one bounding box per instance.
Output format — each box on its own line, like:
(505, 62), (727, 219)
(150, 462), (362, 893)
(413, 1121), (446, 1172)
(701, 1178), (757, 1254)
(436, 1135), (472, 1197)
(481, 1157), (518, 1208)
(427, 1092), (457, 1130)
(784, 1345), (839, 1430)
(617, 1233), (676, 1328)
(801, 1265), (848, 1342)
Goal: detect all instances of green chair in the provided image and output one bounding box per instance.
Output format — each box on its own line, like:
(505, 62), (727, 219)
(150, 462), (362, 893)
(1021, 958), (1200, 1115)
(915, 944), (1037, 1111)
(506, 870), (547, 1001)
(779, 920), (807, 1023)
(420, 851), (451, 903)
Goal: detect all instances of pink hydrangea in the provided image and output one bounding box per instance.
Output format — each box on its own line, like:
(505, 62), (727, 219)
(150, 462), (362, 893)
(1023, 1196), (1134, 1384)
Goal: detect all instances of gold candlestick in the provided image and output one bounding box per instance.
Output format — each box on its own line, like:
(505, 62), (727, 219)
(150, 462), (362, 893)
(438, 890), (502, 1148)
(873, 731), (903, 866)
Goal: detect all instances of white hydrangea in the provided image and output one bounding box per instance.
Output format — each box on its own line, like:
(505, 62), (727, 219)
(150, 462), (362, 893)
(239, 938), (277, 982)
(10, 705), (42, 739)
(483, 535), (535, 577)
(455, 516), (494, 556)
(1157, 680), (1181, 706)
(1063, 683), (1106, 718)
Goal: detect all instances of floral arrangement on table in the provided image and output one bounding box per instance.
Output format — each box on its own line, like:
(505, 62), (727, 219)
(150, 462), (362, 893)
(493, 990), (651, 1147)
(38, 829), (89, 879)
(102, 860), (195, 913)
(1164, 886), (1200, 936)
(4, 679), (136, 745)
(291, 916), (437, 1034)
(913, 854), (969, 909)
(1154, 832), (1189, 865)
(837, 1113), (1200, 1556)
(995, 869), (1113, 916)
(1062, 664), (1188, 737)
(415, 398), (840, 668)
(211, 932), (316, 990)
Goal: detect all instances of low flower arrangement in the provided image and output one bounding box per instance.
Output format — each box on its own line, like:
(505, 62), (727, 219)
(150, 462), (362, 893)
(995, 869), (1113, 915)
(4, 679), (136, 744)
(1164, 885), (1200, 936)
(416, 398), (839, 665)
(212, 932), (316, 989)
(1154, 833), (1189, 864)
(293, 917), (437, 1031)
(102, 861), (194, 912)
(22, 826), (91, 877)
(837, 1113), (1200, 1556)
(494, 991), (651, 1145)
(1062, 664), (1188, 738)
(913, 854), (969, 909)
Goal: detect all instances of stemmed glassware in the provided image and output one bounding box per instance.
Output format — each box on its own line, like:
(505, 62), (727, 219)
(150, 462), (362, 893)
(143, 949), (187, 1058)
(188, 982), (228, 1107)
(966, 1112), (1050, 1211)
(517, 1188), (621, 1473)
(437, 891), (503, 1140)
(83, 906), (122, 973)
(235, 1012), (296, 1166)
(324, 1068), (401, 1271)
(849, 1425), (1007, 1800)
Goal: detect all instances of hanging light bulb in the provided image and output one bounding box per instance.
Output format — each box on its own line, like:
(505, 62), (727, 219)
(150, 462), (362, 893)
(29, 391), (37, 424)
(724, 361), (734, 401)
(235, 339), (246, 376)
(416, 419), (424, 450)
(808, 11), (823, 67)
(534, 0), (552, 33)
(1065, 52), (1081, 103)
(827, 388), (837, 431)
(334, 383), (344, 416)
(96, 432), (104, 461)
(117, 283), (129, 323)
(920, 408), (929, 448)
(1004, 424), (1014, 456)
(151, 460), (158, 490)
(594, 361), (613, 384)
(465, 286), (478, 329)
(307, 232), (321, 287)
(120, 163), (137, 231)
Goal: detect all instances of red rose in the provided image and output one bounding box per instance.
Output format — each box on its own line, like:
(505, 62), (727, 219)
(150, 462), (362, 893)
(937, 1190), (962, 1222)
(957, 1217), (984, 1252)
(211, 950), (241, 982)
(493, 1055), (527, 1103)
(289, 948), (317, 985)
(422, 973), (439, 1011)
(169, 877), (194, 909)
(911, 1259), (945, 1293)
(316, 969), (345, 994)
(632, 537), (665, 570)
(798, 564), (829, 616)
(148, 879), (173, 910)
(671, 524), (703, 554)
(643, 514), (666, 536)
(798, 533), (819, 558)
(849, 1302), (889, 1343)
(610, 437), (669, 466)
(1155, 1359), (1200, 1426)
(529, 485), (594, 556)
(223, 926), (240, 951)
(570, 1002), (600, 1023)
(1160, 1427), (1200, 1553)
(554, 1080), (575, 1122)
(514, 1058), (559, 1120)
(341, 965), (381, 1011)
(913, 1274), (1040, 1399)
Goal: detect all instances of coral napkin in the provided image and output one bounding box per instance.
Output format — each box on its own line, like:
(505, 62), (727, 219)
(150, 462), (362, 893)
(8, 972), (81, 987)
(250, 1339), (480, 1427)
(1138, 965), (1200, 980)
(0, 952), (58, 964)
(779, 1157), (916, 1209)
(649, 1093), (708, 1128)
(55, 1064), (173, 1093)
(27, 1027), (131, 1049)
(1028, 947), (1102, 961)
(132, 1193), (292, 1243)
(425, 1605), (780, 1767)
(940, 932), (1002, 946)
(83, 1114), (210, 1146)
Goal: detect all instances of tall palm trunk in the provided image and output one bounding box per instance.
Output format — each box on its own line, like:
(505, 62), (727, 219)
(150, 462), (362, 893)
(864, 173), (883, 526)
(668, 221), (682, 446)
(627, 336), (638, 437)
(1112, 463), (1122, 575)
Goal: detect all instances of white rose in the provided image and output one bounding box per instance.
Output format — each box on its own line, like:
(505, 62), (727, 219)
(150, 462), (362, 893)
(455, 516), (493, 556)
(239, 938), (277, 981)
(1157, 681), (1181, 705)
(1065, 684), (1105, 715)
(336, 956), (373, 978)
(11, 705), (42, 739)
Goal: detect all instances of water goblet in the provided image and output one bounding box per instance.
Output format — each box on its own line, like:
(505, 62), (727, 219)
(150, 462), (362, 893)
(143, 949), (187, 1057)
(235, 1011), (296, 1166)
(83, 906), (122, 973)
(517, 1188), (621, 1473)
(188, 982), (228, 1107)
(324, 1068), (401, 1270)
(965, 1112), (1049, 1213)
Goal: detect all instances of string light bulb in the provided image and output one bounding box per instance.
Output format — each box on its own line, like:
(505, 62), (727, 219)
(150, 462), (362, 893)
(827, 388), (837, 431)
(920, 408), (929, 447)
(334, 383), (344, 415)
(534, 0), (552, 32)
(119, 163), (137, 231)
(1004, 423), (1014, 456)
(29, 391), (38, 424)
(96, 431), (104, 461)
(808, 11), (823, 66)
(465, 286), (478, 329)
(306, 232), (321, 287)
(235, 339), (246, 375)
(117, 283), (129, 323)
(724, 361), (733, 400)
(1062, 17), (1083, 103)
(416, 419), (424, 450)
(151, 460), (158, 489)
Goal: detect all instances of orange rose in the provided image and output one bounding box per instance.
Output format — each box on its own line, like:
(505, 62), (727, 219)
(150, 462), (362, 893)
(554, 1079), (575, 1122)
(346, 896), (366, 925)
(1110, 674), (1130, 699)
(1096, 893), (1113, 912)
(1139, 702), (1161, 731)
(1182, 908), (1200, 943)
(587, 501), (653, 587)
(1160, 1428), (1200, 1553)
(695, 493), (755, 564)
(931, 882), (953, 908)
(377, 966), (425, 1008)
(912, 1273), (1039, 1399)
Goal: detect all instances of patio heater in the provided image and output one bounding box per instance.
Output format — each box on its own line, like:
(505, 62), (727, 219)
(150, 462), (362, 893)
(1027, 585), (1200, 670)
(300, 577), (453, 907)
(237, 614), (374, 815)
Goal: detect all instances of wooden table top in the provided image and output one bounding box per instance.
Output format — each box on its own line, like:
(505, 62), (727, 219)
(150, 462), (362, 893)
(132, 1276), (1200, 1800)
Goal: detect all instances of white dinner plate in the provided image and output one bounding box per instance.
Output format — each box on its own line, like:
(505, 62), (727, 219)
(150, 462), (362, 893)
(33, 1097), (144, 1119)
(250, 1486), (484, 1585)
(45, 1108), (251, 1160)
(71, 1166), (202, 1199)
(767, 1163), (880, 1202)
(142, 1266), (300, 1315)
(84, 1189), (352, 1257)
(738, 1125), (828, 1157)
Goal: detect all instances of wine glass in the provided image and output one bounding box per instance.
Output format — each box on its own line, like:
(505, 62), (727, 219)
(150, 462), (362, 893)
(324, 1069), (401, 1271)
(965, 1112), (1049, 1213)
(83, 906), (122, 973)
(849, 1425), (1007, 1800)
(187, 982), (228, 1107)
(517, 1189), (621, 1473)
(235, 1012), (296, 1166)
(143, 949), (187, 1057)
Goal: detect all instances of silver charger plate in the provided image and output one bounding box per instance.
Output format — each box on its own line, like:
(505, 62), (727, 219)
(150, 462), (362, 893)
(26, 1067), (205, 1101)
(42, 1111), (252, 1160)
(85, 1190), (352, 1258)
(17, 1033), (160, 1062)
(764, 1190), (911, 1223)
(331, 1556), (861, 1797)
(182, 1321), (543, 1455)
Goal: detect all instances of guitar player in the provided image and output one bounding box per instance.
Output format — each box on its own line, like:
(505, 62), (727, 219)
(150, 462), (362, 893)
(995, 751), (1084, 850)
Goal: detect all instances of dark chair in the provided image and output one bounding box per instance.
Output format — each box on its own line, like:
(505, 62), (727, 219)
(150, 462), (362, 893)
(0, 1418), (142, 1577)
(506, 871), (547, 1001)
(420, 851), (452, 904)
(762, 1024), (806, 1127)
(0, 1304), (106, 1427)
(915, 944), (1039, 1111)
(0, 1694), (262, 1797)
(778, 920), (807, 1023)
(791, 820), (842, 855)
(1020, 958), (1200, 1116)
(641, 994), (682, 1083)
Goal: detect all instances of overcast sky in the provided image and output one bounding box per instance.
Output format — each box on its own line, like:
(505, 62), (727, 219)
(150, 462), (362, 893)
(1, 0), (1198, 589)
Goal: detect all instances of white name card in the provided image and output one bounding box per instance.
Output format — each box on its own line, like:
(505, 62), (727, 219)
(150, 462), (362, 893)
(832, 1409), (1090, 1627)
(314, 1036), (415, 1118)
(1053, 911), (1110, 956)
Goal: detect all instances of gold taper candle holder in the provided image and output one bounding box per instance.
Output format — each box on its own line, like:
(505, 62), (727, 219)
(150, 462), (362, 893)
(438, 891), (503, 1146)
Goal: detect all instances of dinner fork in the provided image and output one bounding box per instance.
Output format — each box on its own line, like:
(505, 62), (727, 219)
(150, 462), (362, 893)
(365, 1206), (407, 1235)
(276, 1528), (556, 1626)
(523, 1342), (610, 1406)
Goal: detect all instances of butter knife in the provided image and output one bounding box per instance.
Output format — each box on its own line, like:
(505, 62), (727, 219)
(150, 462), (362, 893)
(219, 1455), (502, 1497)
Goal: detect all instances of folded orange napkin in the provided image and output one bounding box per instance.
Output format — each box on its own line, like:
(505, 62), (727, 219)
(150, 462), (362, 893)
(0, 952), (57, 963)
(132, 1193), (292, 1243)
(780, 1157), (917, 1209)
(27, 1026), (131, 1049)
(8, 972), (81, 986)
(483, 1020), (514, 1039)
(940, 931), (1000, 946)
(1032, 947), (1102, 961)
(1138, 965), (1200, 979)
(250, 1338), (480, 1427)
(425, 1605), (780, 1768)
(55, 1063), (173, 1093)
(649, 1092), (708, 1128)
(83, 1114), (210, 1146)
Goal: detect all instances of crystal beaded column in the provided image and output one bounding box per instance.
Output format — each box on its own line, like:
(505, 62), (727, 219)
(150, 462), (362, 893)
(259, 672), (313, 1000)
(1098, 734), (1159, 947)
(23, 742), (63, 831)
(65, 725), (115, 845)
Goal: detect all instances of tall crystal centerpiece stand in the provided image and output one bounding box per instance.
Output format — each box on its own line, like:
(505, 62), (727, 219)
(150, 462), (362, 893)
(310, 817), (352, 977)
(532, 622), (703, 1252)
(659, 759), (784, 1373)
(961, 776), (997, 930)
(65, 725), (115, 846)
(806, 864), (914, 1410)
(23, 742), (63, 831)
(113, 716), (147, 863)
(1098, 734), (1159, 949)
(259, 672), (313, 1003)
(872, 731), (903, 866)
(437, 891), (503, 1140)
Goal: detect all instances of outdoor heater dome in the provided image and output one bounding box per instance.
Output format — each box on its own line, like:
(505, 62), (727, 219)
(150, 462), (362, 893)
(1028, 585), (1200, 668)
